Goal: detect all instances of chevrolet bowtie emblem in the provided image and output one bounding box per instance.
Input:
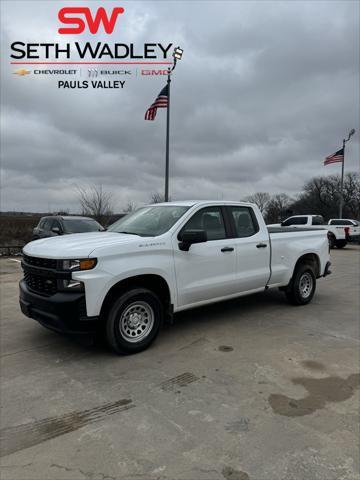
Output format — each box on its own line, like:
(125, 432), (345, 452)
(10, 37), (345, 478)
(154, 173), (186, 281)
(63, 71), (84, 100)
(13, 69), (31, 76)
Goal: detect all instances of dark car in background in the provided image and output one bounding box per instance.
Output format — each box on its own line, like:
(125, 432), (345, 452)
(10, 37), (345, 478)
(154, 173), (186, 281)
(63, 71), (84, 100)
(32, 216), (105, 240)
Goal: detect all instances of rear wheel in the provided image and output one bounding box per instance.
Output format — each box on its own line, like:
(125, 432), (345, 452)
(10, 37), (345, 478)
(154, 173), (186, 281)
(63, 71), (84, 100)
(335, 240), (347, 249)
(286, 264), (316, 305)
(106, 288), (163, 355)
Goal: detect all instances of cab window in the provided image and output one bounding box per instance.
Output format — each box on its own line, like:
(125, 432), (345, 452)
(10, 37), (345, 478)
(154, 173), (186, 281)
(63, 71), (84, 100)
(312, 216), (324, 225)
(180, 207), (226, 241)
(51, 220), (62, 231)
(282, 217), (307, 226)
(228, 206), (258, 237)
(329, 220), (352, 226)
(42, 219), (53, 231)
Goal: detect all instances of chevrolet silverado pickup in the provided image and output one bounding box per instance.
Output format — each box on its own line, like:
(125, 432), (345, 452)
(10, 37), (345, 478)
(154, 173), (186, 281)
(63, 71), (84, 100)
(328, 219), (360, 243)
(268, 214), (348, 248)
(20, 201), (331, 354)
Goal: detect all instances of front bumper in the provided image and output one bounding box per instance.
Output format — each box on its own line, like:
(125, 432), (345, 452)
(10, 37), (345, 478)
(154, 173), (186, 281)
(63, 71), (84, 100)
(19, 280), (99, 334)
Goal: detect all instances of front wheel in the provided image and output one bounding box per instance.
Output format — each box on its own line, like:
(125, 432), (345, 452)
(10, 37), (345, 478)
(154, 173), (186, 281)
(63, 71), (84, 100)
(106, 288), (163, 355)
(286, 264), (316, 305)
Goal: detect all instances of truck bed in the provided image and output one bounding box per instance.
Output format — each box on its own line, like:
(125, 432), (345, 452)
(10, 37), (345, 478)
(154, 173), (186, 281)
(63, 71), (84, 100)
(267, 226), (326, 234)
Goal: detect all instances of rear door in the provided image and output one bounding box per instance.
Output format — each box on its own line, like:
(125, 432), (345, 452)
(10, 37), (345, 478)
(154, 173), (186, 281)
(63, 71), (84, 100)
(225, 206), (271, 291)
(173, 206), (237, 307)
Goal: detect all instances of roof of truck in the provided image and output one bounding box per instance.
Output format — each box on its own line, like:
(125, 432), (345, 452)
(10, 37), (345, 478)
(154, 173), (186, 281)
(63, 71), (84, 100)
(41, 215), (98, 221)
(147, 200), (252, 207)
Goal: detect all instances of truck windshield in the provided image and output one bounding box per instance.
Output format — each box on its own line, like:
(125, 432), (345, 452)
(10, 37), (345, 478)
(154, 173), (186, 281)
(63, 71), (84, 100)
(107, 206), (190, 237)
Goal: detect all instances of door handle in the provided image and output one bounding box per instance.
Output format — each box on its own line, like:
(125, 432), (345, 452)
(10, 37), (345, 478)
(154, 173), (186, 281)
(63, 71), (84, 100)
(256, 243), (267, 248)
(221, 247), (234, 252)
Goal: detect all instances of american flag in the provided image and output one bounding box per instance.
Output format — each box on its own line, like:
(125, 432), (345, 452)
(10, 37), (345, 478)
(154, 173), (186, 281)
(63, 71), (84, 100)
(145, 85), (168, 120)
(324, 147), (344, 166)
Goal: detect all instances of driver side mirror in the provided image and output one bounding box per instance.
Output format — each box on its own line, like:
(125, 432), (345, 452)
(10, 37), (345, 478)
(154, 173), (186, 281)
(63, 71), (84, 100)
(51, 227), (61, 235)
(178, 229), (207, 251)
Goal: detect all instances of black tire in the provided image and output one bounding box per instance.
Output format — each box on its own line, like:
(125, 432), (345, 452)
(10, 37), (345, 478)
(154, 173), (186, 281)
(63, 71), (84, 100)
(106, 288), (163, 355)
(286, 264), (316, 306)
(328, 234), (336, 249)
(335, 240), (347, 249)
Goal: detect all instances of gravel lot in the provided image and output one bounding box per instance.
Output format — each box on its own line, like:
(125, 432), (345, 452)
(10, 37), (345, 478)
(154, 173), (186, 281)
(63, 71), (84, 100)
(0, 246), (359, 480)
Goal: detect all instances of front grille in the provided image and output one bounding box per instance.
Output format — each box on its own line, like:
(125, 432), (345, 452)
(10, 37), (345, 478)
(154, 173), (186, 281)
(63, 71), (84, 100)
(24, 271), (58, 296)
(23, 255), (57, 270)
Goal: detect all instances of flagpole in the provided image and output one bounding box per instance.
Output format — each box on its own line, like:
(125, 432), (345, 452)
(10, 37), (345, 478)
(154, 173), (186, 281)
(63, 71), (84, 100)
(165, 68), (171, 202)
(339, 138), (345, 219)
(338, 128), (355, 219)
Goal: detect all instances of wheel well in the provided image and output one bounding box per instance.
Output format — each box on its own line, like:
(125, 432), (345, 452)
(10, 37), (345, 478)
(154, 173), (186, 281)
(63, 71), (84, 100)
(294, 253), (320, 278)
(100, 274), (172, 318)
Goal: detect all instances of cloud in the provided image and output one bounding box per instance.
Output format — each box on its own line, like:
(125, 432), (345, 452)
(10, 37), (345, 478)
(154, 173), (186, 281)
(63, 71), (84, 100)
(0, 0), (359, 212)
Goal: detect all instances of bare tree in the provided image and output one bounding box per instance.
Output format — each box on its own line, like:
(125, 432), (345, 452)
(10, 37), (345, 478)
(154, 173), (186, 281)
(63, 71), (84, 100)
(289, 172), (359, 220)
(265, 193), (293, 224)
(150, 192), (170, 203)
(76, 185), (113, 224)
(243, 192), (270, 214)
(123, 201), (137, 213)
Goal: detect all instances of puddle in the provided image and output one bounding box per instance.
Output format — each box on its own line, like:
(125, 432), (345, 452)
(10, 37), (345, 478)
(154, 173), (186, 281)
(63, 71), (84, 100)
(218, 345), (234, 352)
(301, 360), (326, 371)
(222, 466), (250, 480)
(269, 373), (360, 417)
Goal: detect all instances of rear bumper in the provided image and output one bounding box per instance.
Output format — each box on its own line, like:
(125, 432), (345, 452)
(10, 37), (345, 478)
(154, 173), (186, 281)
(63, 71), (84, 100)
(19, 280), (99, 334)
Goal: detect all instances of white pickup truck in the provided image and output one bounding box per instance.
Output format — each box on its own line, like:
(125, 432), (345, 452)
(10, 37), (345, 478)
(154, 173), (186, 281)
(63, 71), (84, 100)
(20, 201), (331, 354)
(328, 219), (360, 243)
(268, 214), (349, 249)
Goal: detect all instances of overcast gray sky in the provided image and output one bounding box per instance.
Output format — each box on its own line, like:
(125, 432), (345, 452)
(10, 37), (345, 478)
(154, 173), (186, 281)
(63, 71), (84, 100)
(1, 0), (359, 213)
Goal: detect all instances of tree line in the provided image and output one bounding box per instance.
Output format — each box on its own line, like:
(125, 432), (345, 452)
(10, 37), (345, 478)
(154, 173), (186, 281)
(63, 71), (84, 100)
(77, 172), (359, 225)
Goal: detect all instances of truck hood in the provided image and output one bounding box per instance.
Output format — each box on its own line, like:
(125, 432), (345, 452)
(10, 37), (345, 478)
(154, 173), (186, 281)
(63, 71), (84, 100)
(23, 232), (142, 259)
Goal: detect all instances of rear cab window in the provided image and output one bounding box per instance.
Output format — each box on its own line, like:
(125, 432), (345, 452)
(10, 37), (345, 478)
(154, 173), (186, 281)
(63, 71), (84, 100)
(227, 206), (259, 238)
(311, 216), (324, 226)
(282, 217), (307, 226)
(329, 220), (353, 226)
(42, 219), (53, 231)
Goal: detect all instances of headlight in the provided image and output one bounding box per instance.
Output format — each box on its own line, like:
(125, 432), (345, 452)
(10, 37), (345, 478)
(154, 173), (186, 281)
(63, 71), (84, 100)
(62, 258), (97, 271)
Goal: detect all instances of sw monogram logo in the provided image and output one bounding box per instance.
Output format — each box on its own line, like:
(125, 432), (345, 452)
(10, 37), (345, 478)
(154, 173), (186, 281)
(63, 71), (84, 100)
(58, 7), (125, 34)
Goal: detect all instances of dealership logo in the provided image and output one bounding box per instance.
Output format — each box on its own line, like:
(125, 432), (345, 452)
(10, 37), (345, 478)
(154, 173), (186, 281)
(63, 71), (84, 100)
(141, 69), (169, 76)
(13, 68), (31, 76)
(88, 68), (98, 78)
(58, 7), (125, 34)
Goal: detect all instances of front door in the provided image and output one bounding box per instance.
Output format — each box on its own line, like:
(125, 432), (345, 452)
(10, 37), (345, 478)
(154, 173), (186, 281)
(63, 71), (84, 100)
(172, 206), (237, 308)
